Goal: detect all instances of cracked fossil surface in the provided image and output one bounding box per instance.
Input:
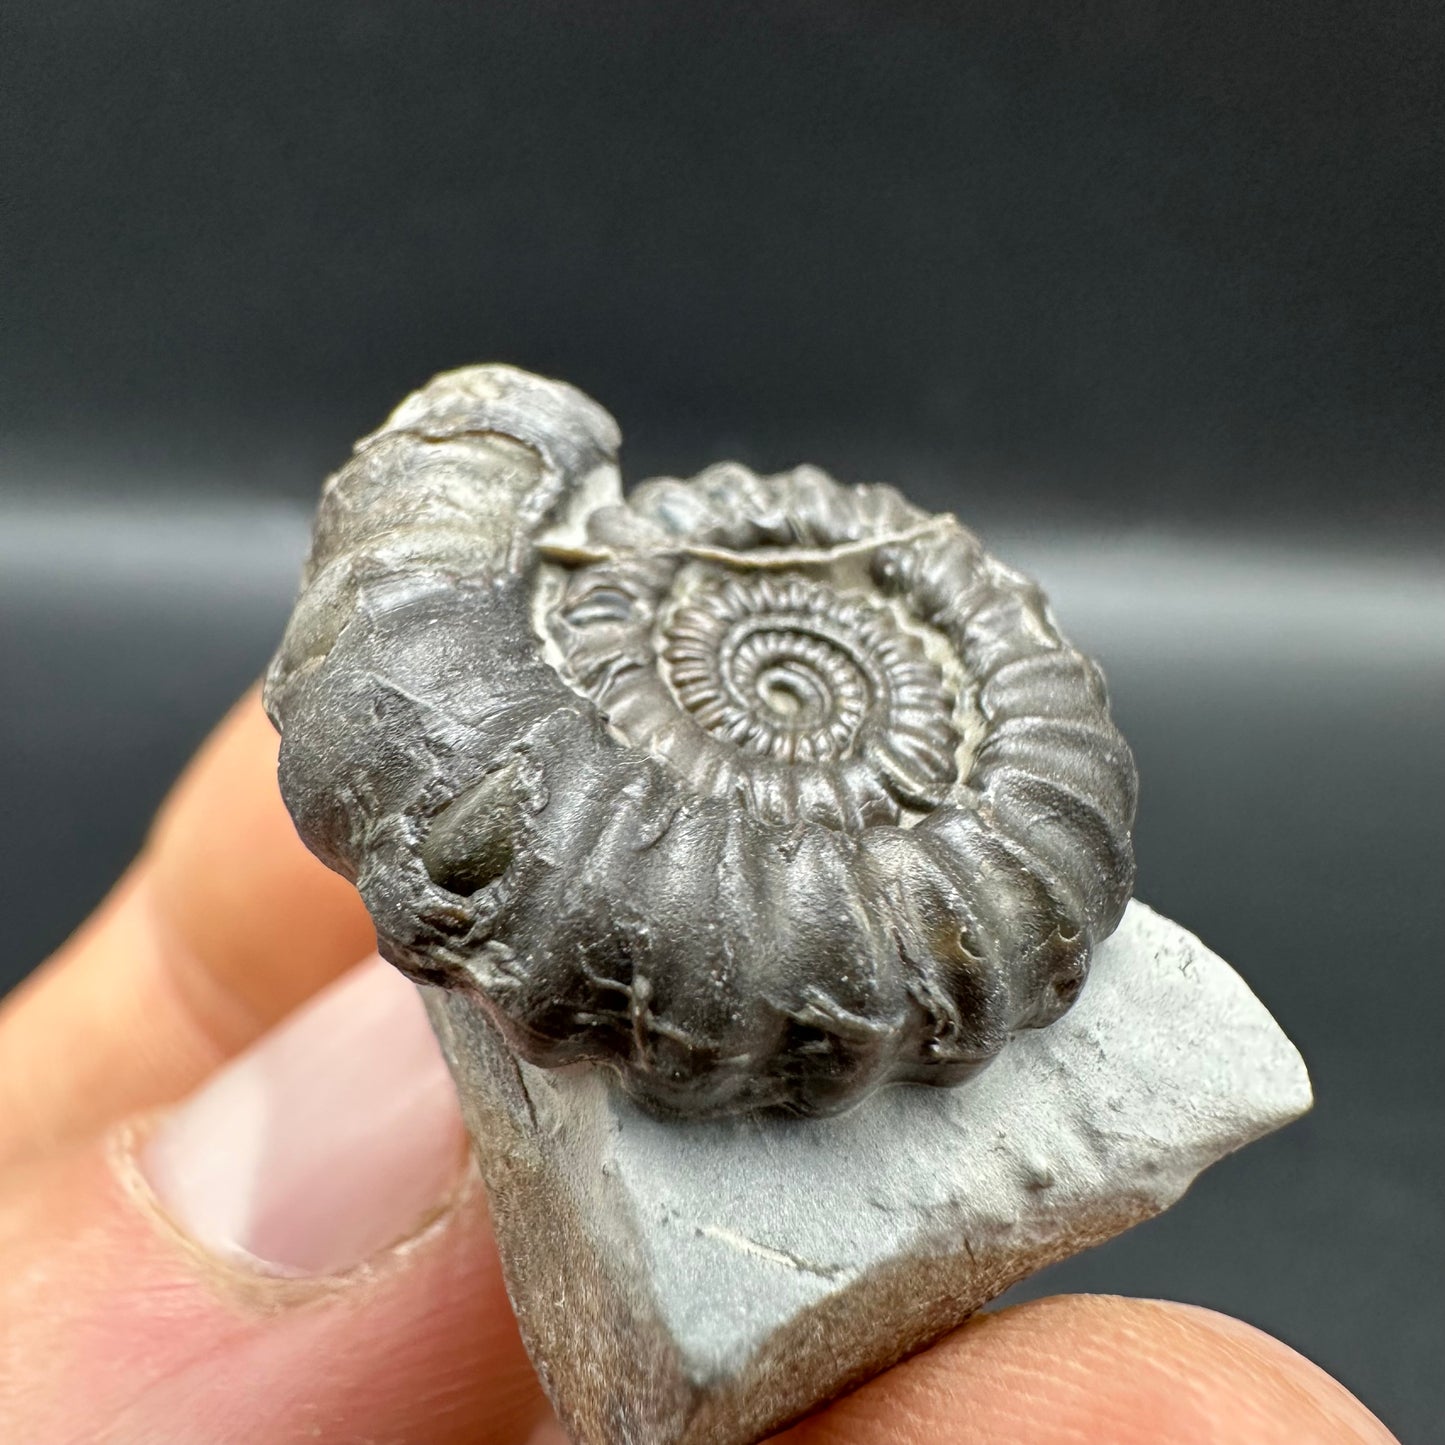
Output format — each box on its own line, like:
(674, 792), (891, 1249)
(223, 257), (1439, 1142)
(265, 365), (1138, 1119)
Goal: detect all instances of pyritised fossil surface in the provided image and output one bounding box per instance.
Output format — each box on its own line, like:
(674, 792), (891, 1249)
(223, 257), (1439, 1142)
(266, 365), (1138, 1118)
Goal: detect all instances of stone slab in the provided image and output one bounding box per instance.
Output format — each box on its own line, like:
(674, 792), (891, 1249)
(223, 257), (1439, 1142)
(423, 900), (1311, 1445)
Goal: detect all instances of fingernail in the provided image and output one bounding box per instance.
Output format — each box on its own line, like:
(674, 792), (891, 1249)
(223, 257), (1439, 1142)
(142, 956), (467, 1277)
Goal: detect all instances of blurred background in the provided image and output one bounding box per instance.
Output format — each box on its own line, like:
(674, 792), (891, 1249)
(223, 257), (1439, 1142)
(2, 2), (1441, 1437)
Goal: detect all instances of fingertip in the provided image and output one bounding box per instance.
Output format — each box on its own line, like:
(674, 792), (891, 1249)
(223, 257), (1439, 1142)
(0, 688), (381, 1162)
(779, 1294), (1398, 1445)
(1160, 1302), (1401, 1445)
(147, 687), (376, 1024)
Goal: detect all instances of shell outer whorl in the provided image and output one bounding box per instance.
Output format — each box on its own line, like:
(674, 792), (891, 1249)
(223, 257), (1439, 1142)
(264, 365), (1139, 1120)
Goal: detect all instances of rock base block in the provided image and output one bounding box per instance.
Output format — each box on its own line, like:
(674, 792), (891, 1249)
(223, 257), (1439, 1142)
(423, 901), (1311, 1445)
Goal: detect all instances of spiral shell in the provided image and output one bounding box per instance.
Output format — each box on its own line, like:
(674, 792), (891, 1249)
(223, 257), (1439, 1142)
(265, 365), (1138, 1118)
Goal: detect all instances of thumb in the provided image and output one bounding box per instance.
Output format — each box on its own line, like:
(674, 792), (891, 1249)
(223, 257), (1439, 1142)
(0, 958), (550, 1444)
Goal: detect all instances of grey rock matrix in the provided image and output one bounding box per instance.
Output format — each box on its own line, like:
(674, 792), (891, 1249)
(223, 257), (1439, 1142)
(425, 901), (1310, 1445)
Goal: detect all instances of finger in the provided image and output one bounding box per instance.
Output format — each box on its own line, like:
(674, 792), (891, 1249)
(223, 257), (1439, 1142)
(0, 688), (375, 1163)
(778, 1292), (1397, 1445)
(0, 957), (550, 1445)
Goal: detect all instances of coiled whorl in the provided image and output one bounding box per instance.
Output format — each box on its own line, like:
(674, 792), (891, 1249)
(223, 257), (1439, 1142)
(265, 365), (1137, 1118)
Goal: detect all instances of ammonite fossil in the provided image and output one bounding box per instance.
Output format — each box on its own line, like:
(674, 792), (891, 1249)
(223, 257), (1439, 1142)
(265, 365), (1138, 1118)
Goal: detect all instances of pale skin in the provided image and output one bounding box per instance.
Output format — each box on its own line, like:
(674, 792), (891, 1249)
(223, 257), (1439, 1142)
(0, 690), (1398, 1444)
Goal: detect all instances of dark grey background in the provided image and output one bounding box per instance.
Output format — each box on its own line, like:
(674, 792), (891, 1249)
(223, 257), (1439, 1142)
(2, 3), (1441, 1440)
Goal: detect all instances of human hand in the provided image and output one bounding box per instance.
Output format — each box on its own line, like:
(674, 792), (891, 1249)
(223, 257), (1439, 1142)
(0, 691), (1398, 1444)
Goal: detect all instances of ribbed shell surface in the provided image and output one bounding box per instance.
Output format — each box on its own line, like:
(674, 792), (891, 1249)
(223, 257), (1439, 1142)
(265, 366), (1137, 1118)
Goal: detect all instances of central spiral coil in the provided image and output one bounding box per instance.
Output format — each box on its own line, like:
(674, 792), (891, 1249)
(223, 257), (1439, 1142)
(549, 558), (965, 830)
(666, 578), (880, 763)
